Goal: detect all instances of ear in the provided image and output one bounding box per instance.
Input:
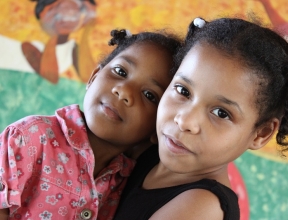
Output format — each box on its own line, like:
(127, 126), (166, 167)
(249, 118), (280, 150)
(150, 132), (158, 144)
(86, 65), (101, 90)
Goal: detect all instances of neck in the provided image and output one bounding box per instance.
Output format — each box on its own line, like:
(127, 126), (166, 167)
(143, 162), (230, 189)
(86, 128), (129, 178)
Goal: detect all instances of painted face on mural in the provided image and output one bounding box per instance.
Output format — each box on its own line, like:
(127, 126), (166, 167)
(157, 43), (265, 175)
(83, 42), (173, 151)
(39, 0), (96, 36)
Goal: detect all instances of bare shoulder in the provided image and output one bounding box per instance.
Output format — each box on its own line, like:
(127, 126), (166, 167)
(149, 189), (224, 220)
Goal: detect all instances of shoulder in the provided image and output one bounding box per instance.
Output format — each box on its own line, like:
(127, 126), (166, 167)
(150, 188), (224, 220)
(7, 105), (80, 133)
(0, 105), (81, 139)
(2, 114), (58, 133)
(0, 113), (62, 152)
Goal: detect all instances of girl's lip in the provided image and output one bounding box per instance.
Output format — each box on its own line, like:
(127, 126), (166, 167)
(101, 103), (123, 121)
(164, 135), (193, 154)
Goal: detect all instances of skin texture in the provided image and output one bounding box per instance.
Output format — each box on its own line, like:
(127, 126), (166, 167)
(84, 42), (173, 176)
(143, 43), (279, 219)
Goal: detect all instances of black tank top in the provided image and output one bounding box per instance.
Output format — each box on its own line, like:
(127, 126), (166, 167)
(114, 145), (240, 220)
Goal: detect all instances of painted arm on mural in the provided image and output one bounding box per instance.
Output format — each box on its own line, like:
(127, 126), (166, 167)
(22, 36), (59, 83)
(21, 21), (95, 84)
(77, 19), (97, 82)
(256, 0), (288, 35)
(22, 0), (97, 84)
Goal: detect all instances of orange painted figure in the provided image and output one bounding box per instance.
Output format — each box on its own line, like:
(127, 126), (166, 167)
(22, 0), (97, 83)
(257, 0), (288, 38)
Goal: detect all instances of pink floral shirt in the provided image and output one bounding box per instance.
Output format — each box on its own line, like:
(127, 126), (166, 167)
(0, 105), (135, 220)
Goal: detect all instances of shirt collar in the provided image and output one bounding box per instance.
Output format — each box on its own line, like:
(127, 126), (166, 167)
(56, 105), (136, 177)
(97, 153), (136, 178)
(56, 104), (90, 150)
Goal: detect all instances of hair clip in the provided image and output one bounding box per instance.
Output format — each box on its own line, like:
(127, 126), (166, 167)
(124, 29), (132, 38)
(193, 17), (206, 28)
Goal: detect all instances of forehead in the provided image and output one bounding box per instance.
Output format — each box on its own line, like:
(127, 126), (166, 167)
(114, 42), (173, 66)
(109, 42), (174, 86)
(124, 41), (170, 55)
(183, 43), (254, 81)
(179, 43), (258, 108)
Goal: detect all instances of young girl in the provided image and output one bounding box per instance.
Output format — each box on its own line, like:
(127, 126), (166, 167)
(114, 17), (288, 220)
(0, 29), (182, 219)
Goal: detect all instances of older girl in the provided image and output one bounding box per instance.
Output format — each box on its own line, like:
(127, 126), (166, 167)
(114, 17), (288, 220)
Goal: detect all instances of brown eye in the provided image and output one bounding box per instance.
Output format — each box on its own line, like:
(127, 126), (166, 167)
(114, 67), (127, 77)
(143, 91), (157, 103)
(175, 85), (190, 97)
(211, 108), (230, 120)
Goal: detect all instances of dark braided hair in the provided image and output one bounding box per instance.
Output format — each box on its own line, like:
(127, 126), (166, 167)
(177, 17), (288, 155)
(30, 0), (96, 19)
(99, 29), (183, 76)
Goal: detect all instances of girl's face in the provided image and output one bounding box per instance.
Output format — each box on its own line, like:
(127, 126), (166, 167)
(84, 42), (173, 152)
(157, 43), (266, 176)
(39, 0), (96, 36)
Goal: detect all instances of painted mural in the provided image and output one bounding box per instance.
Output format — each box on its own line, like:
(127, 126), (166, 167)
(0, 0), (288, 219)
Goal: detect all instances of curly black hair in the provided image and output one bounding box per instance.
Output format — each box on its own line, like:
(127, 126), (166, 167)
(30, 0), (96, 19)
(99, 29), (183, 77)
(178, 17), (288, 155)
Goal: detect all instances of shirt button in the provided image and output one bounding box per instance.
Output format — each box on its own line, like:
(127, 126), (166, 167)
(80, 209), (92, 220)
(0, 183), (4, 191)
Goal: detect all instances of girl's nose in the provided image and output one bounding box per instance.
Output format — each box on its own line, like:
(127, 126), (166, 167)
(174, 107), (201, 134)
(112, 85), (134, 106)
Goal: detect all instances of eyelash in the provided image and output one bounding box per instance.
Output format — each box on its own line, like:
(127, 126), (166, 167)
(113, 66), (127, 77)
(112, 66), (158, 104)
(211, 108), (231, 120)
(174, 84), (190, 98)
(174, 84), (232, 120)
(143, 91), (158, 104)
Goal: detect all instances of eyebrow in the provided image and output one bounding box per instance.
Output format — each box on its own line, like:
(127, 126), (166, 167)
(216, 95), (243, 114)
(121, 55), (136, 67)
(151, 79), (166, 91)
(176, 73), (243, 114)
(120, 55), (165, 91)
(175, 73), (194, 86)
